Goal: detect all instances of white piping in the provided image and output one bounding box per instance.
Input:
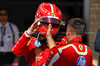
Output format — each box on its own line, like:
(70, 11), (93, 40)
(49, 3), (54, 13)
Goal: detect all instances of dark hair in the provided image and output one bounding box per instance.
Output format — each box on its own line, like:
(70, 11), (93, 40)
(67, 18), (86, 36)
(0, 8), (8, 15)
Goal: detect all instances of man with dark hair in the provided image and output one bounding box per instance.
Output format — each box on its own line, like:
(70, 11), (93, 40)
(46, 18), (94, 66)
(66, 18), (86, 37)
(0, 8), (19, 66)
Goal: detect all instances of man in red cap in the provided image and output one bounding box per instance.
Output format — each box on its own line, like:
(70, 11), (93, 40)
(12, 2), (67, 66)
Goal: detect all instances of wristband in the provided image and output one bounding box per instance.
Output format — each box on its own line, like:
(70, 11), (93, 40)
(27, 29), (33, 35)
(24, 31), (31, 38)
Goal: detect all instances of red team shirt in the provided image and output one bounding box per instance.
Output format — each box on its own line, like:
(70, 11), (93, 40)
(12, 33), (67, 66)
(46, 37), (93, 66)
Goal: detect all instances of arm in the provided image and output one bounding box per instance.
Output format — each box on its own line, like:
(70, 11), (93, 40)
(46, 24), (56, 49)
(94, 29), (100, 52)
(46, 47), (60, 66)
(12, 25), (20, 66)
(12, 33), (30, 56)
(12, 18), (42, 56)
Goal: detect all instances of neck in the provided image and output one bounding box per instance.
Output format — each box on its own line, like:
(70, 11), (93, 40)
(1, 21), (7, 27)
(67, 35), (82, 42)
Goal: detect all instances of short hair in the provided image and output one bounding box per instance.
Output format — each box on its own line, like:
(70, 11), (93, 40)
(0, 8), (8, 14)
(67, 18), (86, 36)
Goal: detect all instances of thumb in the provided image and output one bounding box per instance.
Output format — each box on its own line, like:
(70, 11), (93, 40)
(48, 24), (52, 31)
(46, 24), (52, 38)
(48, 24), (52, 34)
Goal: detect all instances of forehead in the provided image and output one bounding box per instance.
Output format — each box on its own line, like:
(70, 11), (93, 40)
(0, 10), (7, 13)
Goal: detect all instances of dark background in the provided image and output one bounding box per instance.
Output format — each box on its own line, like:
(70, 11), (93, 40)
(0, 0), (84, 66)
(0, 0), (83, 33)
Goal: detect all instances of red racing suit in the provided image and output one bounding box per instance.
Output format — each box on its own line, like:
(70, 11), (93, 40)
(46, 37), (93, 66)
(12, 32), (67, 66)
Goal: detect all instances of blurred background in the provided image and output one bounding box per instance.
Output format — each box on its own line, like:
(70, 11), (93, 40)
(0, 0), (99, 66)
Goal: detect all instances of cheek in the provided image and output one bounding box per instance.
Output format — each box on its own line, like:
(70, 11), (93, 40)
(5, 16), (8, 19)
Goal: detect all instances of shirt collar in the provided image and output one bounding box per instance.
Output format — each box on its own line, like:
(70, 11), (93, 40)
(70, 37), (82, 42)
(0, 22), (9, 27)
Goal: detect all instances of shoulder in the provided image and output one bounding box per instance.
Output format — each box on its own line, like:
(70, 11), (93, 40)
(57, 44), (74, 49)
(57, 44), (89, 55)
(9, 22), (17, 27)
(52, 44), (72, 54)
(8, 22), (18, 29)
(85, 45), (92, 53)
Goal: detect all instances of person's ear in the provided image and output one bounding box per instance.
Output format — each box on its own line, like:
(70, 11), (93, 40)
(66, 28), (70, 36)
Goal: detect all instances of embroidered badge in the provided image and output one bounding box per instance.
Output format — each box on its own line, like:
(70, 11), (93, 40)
(79, 45), (83, 51)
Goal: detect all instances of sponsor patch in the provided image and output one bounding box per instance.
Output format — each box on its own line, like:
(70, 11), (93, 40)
(34, 40), (41, 47)
(77, 56), (86, 66)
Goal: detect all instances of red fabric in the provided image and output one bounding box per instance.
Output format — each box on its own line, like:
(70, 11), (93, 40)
(46, 37), (93, 66)
(12, 33), (67, 66)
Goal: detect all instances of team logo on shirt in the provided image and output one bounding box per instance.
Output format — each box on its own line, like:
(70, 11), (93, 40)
(77, 56), (86, 66)
(79, 45), (83, 51)
(34, 40), (41, 47)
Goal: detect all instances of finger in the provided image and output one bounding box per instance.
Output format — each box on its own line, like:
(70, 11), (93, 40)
(47, 24), (52, 35)
(30, 18), (41, 29)
(33, 29), (37, 32)
(48, 24), (52, 31)
(34, 18), (42, 24)
(46, 24), (52, 38)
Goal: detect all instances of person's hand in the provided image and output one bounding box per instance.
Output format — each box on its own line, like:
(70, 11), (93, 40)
(46, 24), (56, 49)
(28, 18), (42, 33)
(46, 24), (52, 39)
(12, 56), (20, 66)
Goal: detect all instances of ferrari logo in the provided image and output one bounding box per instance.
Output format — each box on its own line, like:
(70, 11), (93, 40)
(79, 45), (83, 51)
(51, 14), (55, 17)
